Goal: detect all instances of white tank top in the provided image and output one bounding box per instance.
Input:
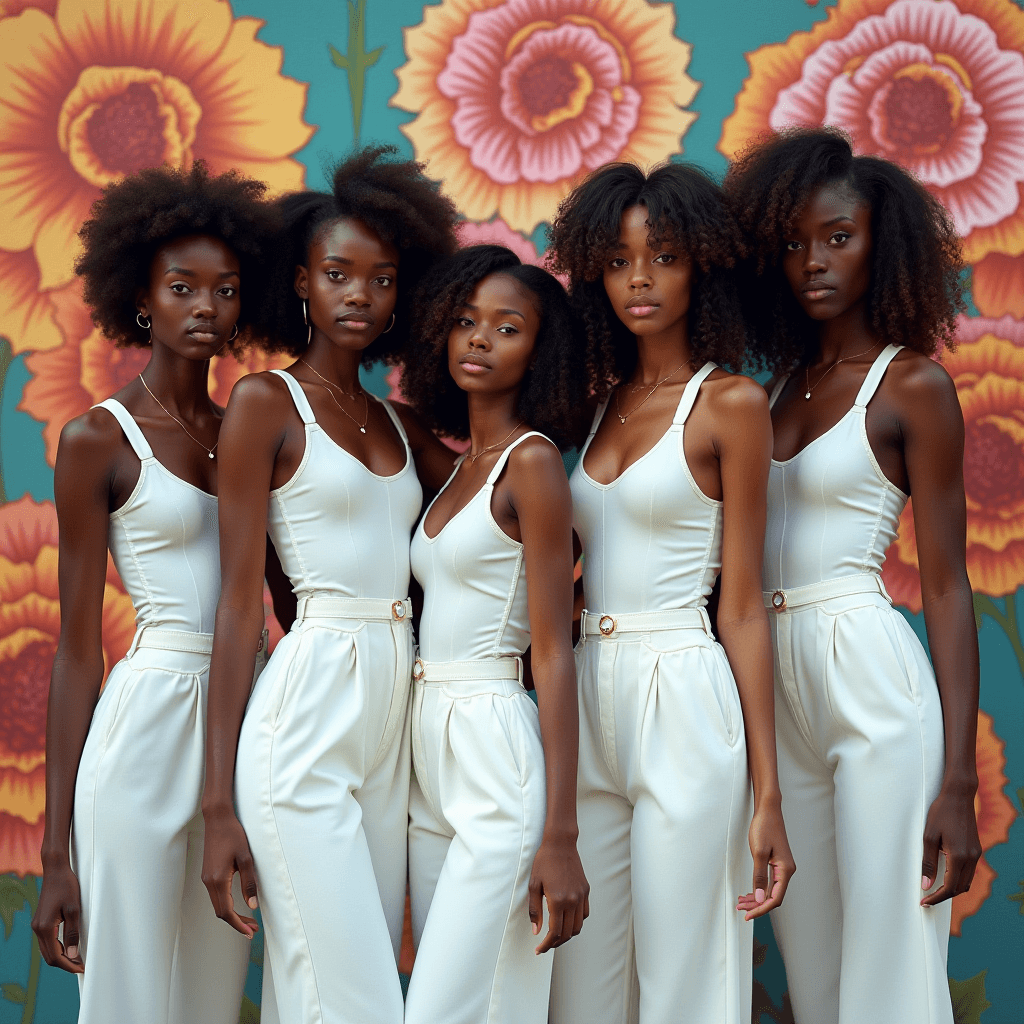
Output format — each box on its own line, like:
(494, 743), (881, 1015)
(411, 431), (555, 661)
(570, 362), (722, 613)
(95, 399), (220, 634)
(268, 369), (422, 600)
(764, 344), (908, 591)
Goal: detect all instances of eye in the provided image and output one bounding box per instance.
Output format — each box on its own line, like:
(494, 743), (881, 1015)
(374, 275), (393, 287)
(829, 231), (851, 245)
(170, 283), (191, 293)
(326, 269), (346, 281)
(455, 316), (475, 328)
(218, 286), (237, 298)
(653, 252), (675, 264)
(784, 240), (802, 252)
(496, 323), (519, 335)
(609, 257), (628, 268)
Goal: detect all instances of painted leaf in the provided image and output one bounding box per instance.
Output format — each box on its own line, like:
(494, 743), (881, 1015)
(949, 971), (992, 1024)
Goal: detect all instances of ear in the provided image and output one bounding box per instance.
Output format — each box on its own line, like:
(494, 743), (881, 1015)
(135, 287), (149, 318)
(294, 264), (309, 300)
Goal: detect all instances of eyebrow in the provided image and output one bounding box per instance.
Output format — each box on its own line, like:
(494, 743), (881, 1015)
(461, 301), (526, 320)
(822, 216), (857, 226)
(321, 255), (398, 269)
(164, 267), (239, 278)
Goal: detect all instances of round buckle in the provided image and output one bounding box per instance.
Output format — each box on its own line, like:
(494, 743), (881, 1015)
(771, 590), (787, 612)
(391, 600), (406, 621)
(412, 658), (425, 681)
(598, 615), (616, 636)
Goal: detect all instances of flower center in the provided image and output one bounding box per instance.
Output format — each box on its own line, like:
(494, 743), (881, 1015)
(964, 421), (1024, 510)
(0, 640), (53, 755)
(87, 82), (168, 175)
(883, 64), (961, 154)
(518, 56), (594, 133)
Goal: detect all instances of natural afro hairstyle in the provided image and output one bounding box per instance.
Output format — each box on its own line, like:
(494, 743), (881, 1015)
(403, 245), (589, 452)
(547, 161), (748, 400)
(724, 126), (964, 370)
(76, 160), (275, 350)
(259, 144), (460, 364)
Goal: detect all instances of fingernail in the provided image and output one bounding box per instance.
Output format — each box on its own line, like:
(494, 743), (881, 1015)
(248, 896), (258, 909)
(922, 876), (932, 890)
(67, 945), (77, 959)
(755, 888), (765, 903)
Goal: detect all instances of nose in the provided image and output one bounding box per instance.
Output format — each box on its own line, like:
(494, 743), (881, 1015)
(628, 262), (652, 289)
(193, 290), (216, 318)
(803, 242), (827, 275)
(343, 277), (372, 306)
(468, 325), (490, 350)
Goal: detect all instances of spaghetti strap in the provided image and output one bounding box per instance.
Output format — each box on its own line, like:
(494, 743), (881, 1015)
(375, 395), (410, 446)
(768, 374), (790, 409)
(578, 400), (609, 463)
(270, 369), (316, 425)
(855, 344), (903, 408)
(94, 399), (154, 461)
(672, 361), (717, 426)
(486, 431), (554, 485)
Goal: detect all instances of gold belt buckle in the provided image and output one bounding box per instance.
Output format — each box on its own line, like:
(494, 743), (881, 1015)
(770, 590), (787, 612)
(598, 614), (616, 636)
(412, 658), (425, 681)
(391, 600), (407, 621)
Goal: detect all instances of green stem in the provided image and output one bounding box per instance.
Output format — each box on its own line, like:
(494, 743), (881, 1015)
(21, 878), (40, 1024)
(0, 338), (14, 503)
(974, 592), (1024, 680)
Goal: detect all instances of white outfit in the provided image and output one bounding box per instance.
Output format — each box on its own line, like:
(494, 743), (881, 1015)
(405, 432), (553, 1024)
(550, 363), (753, 1024)
(764, 344), (952, 1024)
(234, 370), (420, 1024)
(72, 399), (250, 1024)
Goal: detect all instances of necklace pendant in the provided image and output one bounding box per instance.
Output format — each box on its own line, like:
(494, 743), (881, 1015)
(359, 426), (366, 434)
(618, 414), (627, 424)
(208, 451), (215, 459)
(804, 391), (811, 400)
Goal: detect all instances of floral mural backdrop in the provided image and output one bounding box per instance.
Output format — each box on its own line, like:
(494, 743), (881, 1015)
(0, 0), (1020, 1020)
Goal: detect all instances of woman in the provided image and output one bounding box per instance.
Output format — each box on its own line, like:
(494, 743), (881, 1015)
(32, 163), (275, 1023)
(400, 245), (590, 1024)
(546, 162), (795, 1024)
(725, 126), (980, 1024)
(200, 145), (459, 1024)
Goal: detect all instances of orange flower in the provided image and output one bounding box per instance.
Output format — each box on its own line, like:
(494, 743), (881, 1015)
(0, 496), (135, 876)
(950, 711), (1017, 935)
(0, 0), (314, 293)
(882, 315), (1024, 607)
(0, 248), (62, 354)
(972, 253), (1024, 320)
(718, 0), (1024, 264)
(392, 0), (698, 234)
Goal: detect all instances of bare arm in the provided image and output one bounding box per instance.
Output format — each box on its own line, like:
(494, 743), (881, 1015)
(896, 360), (980, 905)
(510, 440), (589, 953)
(32, 414), (126, 972)
(712, 379), (795, 920)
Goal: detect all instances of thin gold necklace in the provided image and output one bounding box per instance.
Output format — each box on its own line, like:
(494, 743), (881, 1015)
(299, 358), (370, 434)
(804, 341), (882, 400)
(614, 360), (688, 424)
(138, 374), (218, 460)
(466, 421), (524, 463)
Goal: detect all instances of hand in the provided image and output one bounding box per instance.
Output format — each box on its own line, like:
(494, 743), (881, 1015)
(32, 859), (84, 974)
(201, 806), (260, 937)
(920, 783), (981, 906)
(736, 801), (796, 920)
(528, 835), (590, 954)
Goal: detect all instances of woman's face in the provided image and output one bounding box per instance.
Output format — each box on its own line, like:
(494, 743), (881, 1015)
(295, 217), (400, 352)
(602, 204), (693, 339)
(781, 182), (873, 322)
(137, 234), (241, 358)
(447, 272), (541, 397)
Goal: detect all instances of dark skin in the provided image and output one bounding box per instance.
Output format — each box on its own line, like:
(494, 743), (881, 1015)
(32, 235), (243, 973)
(763, 182), (981, 906)
(424, 273), (590, 952)
(584, 205), (795, 920)
(201, 217), (454, 936)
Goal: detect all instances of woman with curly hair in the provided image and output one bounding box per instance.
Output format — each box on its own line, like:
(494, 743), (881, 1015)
(724, 127), (980, 1024)
(546, 162), (794, 1024)
(400, 244), (590, 1024)
(31, 162), (275, 1023)
(200, 145), (459, 1024)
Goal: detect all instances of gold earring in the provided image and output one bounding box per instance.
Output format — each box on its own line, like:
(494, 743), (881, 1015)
(381, 313), (396, 334)
(136, 312), (152, 343)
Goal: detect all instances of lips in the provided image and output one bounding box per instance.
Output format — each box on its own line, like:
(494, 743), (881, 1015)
(625, 297), (659, 317)
(187, 324), (219, 338)
(802, 282), (836, 300)
(337, 312), (375, 329)
(458, 353), (490, 372)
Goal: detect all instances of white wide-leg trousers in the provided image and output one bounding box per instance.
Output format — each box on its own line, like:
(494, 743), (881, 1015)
(550, 611), (753, 1024)
(235, 608), (413, 1024)
(72, 642), (250, 1024)
(405, 659), (549, 1024)
(766, 582), (952, 1024)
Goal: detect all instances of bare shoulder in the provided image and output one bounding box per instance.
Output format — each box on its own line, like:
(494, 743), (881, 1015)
(885, 348), (958, 405)
(58, 405), (127, 462)
(704, 368), (771, 418)
(224, 368), (297, 418)
(508, 433), (568, 485)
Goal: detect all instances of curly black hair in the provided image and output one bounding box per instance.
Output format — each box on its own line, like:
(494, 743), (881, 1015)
(724, 127), (964, 370)
(75, 161), (275, 350)
(258, 144), (460, 364)
(403, 245), (589, 452)
(546, 161), (748, 400)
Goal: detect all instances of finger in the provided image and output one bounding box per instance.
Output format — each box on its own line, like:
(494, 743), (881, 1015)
(237, 856), (259, 911)
(63, 903), (81, 962)
(571, 898), (587, 938)
(751, 850), (770, 908)
(536, 903), (565, 955)
(920, 830), (941, 893)
(34, 921), (63, 968)
(921, 874), (957, 906)
(528, 880), (543, 937)
(755, 862), (793, 916)
(206, 870), (257, 937)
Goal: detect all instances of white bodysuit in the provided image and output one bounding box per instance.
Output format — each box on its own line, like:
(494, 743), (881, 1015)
(550, 362), (753, 1024)
(234, 370), (421, 1024)
(72, 398), (250, 1024)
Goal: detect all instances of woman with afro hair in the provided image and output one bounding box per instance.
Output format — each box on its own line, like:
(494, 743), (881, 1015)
(200, 145), (460, 1024)
(725, 127), (980, 1024)
(400, 245), (590, 1024)
(546, 162), (794, 1024)
(31, 162), (276, 1024)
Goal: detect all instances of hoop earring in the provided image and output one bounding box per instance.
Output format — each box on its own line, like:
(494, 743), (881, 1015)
(229, 324), (238, 342)
(136, 312), (152, 344)
(381, 313), (396, 334)
(302, 299), (312, 346)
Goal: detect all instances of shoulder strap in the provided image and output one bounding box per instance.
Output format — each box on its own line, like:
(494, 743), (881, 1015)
(855, 344), (903, 408)
(672, 361), (717, 426)
(270, 369), (316, 425)
(374, 395), (410, 446)
(486, 431), (554, 485)
(94, 399), (154, 460)
(768, 373), (790, 409)
(578, 400), (609, 458)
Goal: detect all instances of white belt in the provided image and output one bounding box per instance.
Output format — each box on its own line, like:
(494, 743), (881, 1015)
(296, 595), (412, 623)
(763, 572), (891, 613)
(580, 606), (711, 639)
(413, 656), (523, 687)
(129, 628), (213, 656)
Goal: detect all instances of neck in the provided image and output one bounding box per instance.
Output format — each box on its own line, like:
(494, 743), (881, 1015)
(141, 344), (213, 416)
(812, 299), (877, 365)
(302, 332), (364, 393)
(631, 321), (692, 384)
(466, 389), (522, 453)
